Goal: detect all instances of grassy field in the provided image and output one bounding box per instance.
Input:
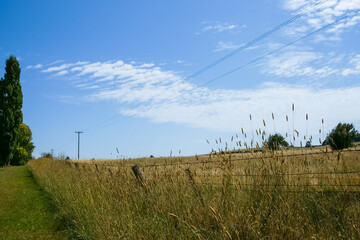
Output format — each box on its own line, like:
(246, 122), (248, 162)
(28, 146), (360, 239)
(0, 166), (67, 240)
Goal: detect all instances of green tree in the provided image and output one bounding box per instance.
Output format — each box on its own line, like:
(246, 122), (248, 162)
(12, 123), (35, 165)
(265, 133), (289, 150)
(0, 56), (23, 166)
(327, 123), (357, 150)
(355, 132), (360, 142)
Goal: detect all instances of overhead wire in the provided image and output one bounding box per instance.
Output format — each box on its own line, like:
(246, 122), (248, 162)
(63, 0), (330, 137)
(56, 0), (343, 157)
(198, 9), (360, 87)
(185, 0), (329, 80)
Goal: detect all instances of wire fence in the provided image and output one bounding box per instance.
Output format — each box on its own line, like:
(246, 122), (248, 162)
(70, 148), (360, 191)
(90, 148), (360, 169)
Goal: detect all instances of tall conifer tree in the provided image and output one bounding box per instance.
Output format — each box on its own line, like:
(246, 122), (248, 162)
(0, 56), (23, 166)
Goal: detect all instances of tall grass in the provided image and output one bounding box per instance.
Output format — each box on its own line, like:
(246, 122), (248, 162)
(28, 146), (360, 239)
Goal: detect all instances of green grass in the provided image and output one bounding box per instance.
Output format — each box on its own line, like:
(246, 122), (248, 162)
(0, 166), (67, 240)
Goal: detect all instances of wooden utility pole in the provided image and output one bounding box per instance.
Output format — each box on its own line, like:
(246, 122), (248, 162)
(75, 131), (83, 159)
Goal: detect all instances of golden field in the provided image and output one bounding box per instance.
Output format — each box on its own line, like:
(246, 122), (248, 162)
(28, 146), (360, 239)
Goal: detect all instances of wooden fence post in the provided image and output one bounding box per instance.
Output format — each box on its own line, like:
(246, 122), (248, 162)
(108, 168), (113, 176)
(185, 168), (205, 206)
(132, 165), (147, 187)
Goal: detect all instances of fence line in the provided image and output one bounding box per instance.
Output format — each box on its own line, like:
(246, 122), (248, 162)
(88, 148), (360, 169)
(189, 170), (360, 178)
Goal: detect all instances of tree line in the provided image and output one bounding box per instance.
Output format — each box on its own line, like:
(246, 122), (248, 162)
(0, 56), (34, 166)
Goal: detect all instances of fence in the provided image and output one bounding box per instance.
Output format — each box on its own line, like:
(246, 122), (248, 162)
(65, 148), (360, 192)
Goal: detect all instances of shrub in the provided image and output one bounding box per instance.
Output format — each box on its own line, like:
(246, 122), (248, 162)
(327, 123), (357, 150)
(40, 152), (53, 159)
(265, 133), (289, 150)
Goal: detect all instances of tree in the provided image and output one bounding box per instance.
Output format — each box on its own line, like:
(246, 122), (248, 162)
(327, 123), (357, 150)
(0, 56), (23, 166)
(355, 132), (360, 142)
(12, 123), (35, 165)
(265, 133), (289, 150)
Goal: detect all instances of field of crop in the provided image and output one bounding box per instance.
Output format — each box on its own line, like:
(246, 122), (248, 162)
(28, 146), (360, 239)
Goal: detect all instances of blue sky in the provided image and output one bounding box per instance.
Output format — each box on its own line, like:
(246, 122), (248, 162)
(1, 0), (360, 159)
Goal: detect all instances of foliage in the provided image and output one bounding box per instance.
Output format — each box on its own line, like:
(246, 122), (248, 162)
(327, 123), (357, 150)
(355, 132), (360, 142)
(40, 152), (53, 159)
(12, 123), (35, 165)
(0, 56), (23, 166)
(322, 138), (330, 146)
(265, 133), (289, 150)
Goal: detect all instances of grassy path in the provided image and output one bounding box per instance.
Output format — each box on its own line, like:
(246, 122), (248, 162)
(0, 166), (66, 240)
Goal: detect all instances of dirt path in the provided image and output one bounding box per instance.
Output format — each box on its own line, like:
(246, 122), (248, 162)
(0, 166), (66, 240)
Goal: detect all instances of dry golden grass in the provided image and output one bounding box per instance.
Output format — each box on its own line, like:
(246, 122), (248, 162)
(28, 145), (360, 239)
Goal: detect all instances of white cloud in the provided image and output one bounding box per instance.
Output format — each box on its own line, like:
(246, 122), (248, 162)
(282, 0), (360, 40)
(201, 21), (243, 33)
(342, 54), (360, 76)
(42, 61), (88, 73)
(264, 50), (324, 77)
(213, 41), (242, 52)
(39, 60), (360, 135)
(26, 63), (43, 69)
(283, 0), (308, 10)
(262, 49), (360, 79)
(56, 70), (68, 76)
(139, 63), (155, 68)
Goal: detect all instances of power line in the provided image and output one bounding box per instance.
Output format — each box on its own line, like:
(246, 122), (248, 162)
(186, 0), (329, 80)
(83, 114), (130, 132)
(198, 9), (360, 87)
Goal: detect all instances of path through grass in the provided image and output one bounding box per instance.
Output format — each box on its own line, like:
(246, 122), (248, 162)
(0, 166), (67, 240)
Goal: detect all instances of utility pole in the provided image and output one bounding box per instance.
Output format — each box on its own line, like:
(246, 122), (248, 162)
(75, 131), (83, 159)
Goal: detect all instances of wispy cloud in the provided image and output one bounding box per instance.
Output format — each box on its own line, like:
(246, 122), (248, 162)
(282, 0), (360, 40)
(26, 63), (43, 69)
(262, 49), (360, 79)
(38, 60), (360, 133)
(42, 61), (88, 73)
(213, 41), (242, 52)
(56, 70), (69, 76)
(342, 54), (360, 76)
(199, 21), (245, 34)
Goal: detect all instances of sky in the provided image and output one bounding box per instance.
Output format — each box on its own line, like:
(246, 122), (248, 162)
(0, 0), (359, 159)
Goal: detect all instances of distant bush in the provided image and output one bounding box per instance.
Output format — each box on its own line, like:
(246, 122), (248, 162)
(40, 152), (53, 159)
(265, 133), (289, 150)
(327, 123), (357, 150)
